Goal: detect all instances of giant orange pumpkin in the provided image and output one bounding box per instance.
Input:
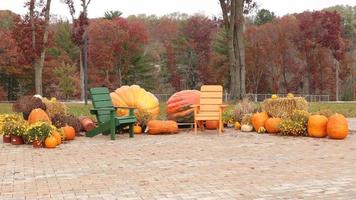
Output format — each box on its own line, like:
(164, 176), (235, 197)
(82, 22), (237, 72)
(265, 117), (282, 133)
(308, 115), (328, 138)
(206, 120), (219, 130)
(251, 112), (269, 131)
(327, 114), (348, 139)
(45, 136), (57, 148)
(63, 125), (75, 140)
(28, 108), (50, 124)
(166, 90), (201, 122)
(110, 85), (159, 118)
(147, 120), (178, 135)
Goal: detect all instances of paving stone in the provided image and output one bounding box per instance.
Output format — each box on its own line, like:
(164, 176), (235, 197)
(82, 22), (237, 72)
(0, 130), (355, 199)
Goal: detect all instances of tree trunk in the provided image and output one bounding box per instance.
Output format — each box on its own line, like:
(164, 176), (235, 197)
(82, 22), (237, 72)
(79, 50), (85, 101)
(220, 0), (246, 100)
(36, 0), (52, 95)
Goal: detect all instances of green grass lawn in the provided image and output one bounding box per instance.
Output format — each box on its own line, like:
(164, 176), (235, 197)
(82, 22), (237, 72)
(1, 102), (356, 118)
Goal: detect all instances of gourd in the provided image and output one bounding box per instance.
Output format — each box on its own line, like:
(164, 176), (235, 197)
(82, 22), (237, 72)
(147, 120), (178, 135)
(241, 124), (253, 132)
(166, 90), (200, 122)
(134, 125), (142, 134)
(251, 112), (269, 131)
(206, 120), (219, 130)
(307, 115), (328, 138)
(110, 85), (159, 118)
(63, 125), (75, 140)
(234, 122), (241, 130)
(28, 108), (51, 124)
(258, 127), (266, 133)
(327, 114), (348, 139)
(265, 118), (282, 133)
(45, 136), (57, 148)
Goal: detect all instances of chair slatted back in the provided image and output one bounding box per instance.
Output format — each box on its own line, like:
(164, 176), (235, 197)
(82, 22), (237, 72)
(199, 85), (223, 115)
(90, 87), (114, 123)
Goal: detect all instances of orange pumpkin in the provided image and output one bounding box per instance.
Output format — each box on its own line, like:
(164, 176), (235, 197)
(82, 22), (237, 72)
(28, 108), (50, 124)
(53, 131), (62, 145)
(251, 112), (269, 131)
(308, 115), (328, 138)
(206, 120), (219, 130)
(327, 114), (348, 139)
(45, 136), (57, 148)
(166, 90), (201, 122)
(134, 125), (142, 134)
(63, 125), (75, 140)
(265, 118), (282, 133)
(147, 120), (178, 135)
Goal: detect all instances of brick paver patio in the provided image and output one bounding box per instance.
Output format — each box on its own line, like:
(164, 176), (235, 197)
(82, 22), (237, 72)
(1, 130), (356, 200)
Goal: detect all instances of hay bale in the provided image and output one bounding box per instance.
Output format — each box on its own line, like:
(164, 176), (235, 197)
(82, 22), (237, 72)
(261, 97), (308, 118)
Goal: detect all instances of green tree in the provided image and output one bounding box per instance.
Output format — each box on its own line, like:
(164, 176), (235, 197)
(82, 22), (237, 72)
(55, 21), (79, 61)
(254, 9), (276, 25)
(123, 54), (156, 91)
(53, 63), (77, 99)
(104, 10), (123, 20)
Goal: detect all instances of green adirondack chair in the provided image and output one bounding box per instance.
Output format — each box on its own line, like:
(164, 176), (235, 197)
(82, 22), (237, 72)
(86, 87), (136, 140)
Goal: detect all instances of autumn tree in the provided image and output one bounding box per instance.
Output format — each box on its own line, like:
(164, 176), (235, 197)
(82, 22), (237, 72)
(219, 0), (256, 99)
(63, 0), (92, 103)
(24, 0), (52, 95)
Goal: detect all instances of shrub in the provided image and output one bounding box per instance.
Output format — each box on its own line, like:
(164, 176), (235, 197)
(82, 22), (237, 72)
(12, 96), (46, 113)
(42, 97), (67, 118)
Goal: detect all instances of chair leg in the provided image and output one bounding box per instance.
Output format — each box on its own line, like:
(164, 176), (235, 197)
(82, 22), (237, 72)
(129, 123), (134, 138)
(219, 118), (222, 134)
(194, 120), (197, 134)
(110, 122), (116, 140)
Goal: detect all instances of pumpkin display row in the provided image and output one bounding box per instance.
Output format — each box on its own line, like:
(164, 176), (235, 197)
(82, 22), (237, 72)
(249, 112), (349, 140)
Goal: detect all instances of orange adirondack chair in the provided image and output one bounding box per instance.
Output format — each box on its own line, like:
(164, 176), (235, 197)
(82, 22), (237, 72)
(191, 85), (227, 134)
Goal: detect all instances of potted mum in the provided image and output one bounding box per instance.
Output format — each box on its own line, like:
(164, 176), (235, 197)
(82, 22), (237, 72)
(27, 122), (53, 148)
(5, 120), (27, 145)
(0, 114), (23, 143)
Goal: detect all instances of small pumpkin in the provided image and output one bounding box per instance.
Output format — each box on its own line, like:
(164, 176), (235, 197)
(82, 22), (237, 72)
(241, 124), (253, 132)
(265, 118), (282, 133)
(251, 112), (269, 131)
(52, 131), (62, 145)
(45, 136), (57, 148)
(206, 120), (219, 130)
(134, 125), (142, 134)
(147, 120), (178, 135)
(257, 127), (266, 133)
(28, 108), (51, 124)
(271, 94), (278, 100)
(234, 122), (241, 130)
(63, 125), (75, 140)
(327, 114), (348, 139)
(308, 115), (328, 138)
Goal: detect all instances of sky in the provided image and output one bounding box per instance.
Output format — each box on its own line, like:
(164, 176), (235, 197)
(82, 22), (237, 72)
(1, 0), (355, 19)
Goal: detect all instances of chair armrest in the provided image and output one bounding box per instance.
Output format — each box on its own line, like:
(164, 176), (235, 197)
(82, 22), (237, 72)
(114, 106), (135, 109)
(90, 107), (116, 115)
(220, 104), (228, 108)
(190, 104), (200, 108)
